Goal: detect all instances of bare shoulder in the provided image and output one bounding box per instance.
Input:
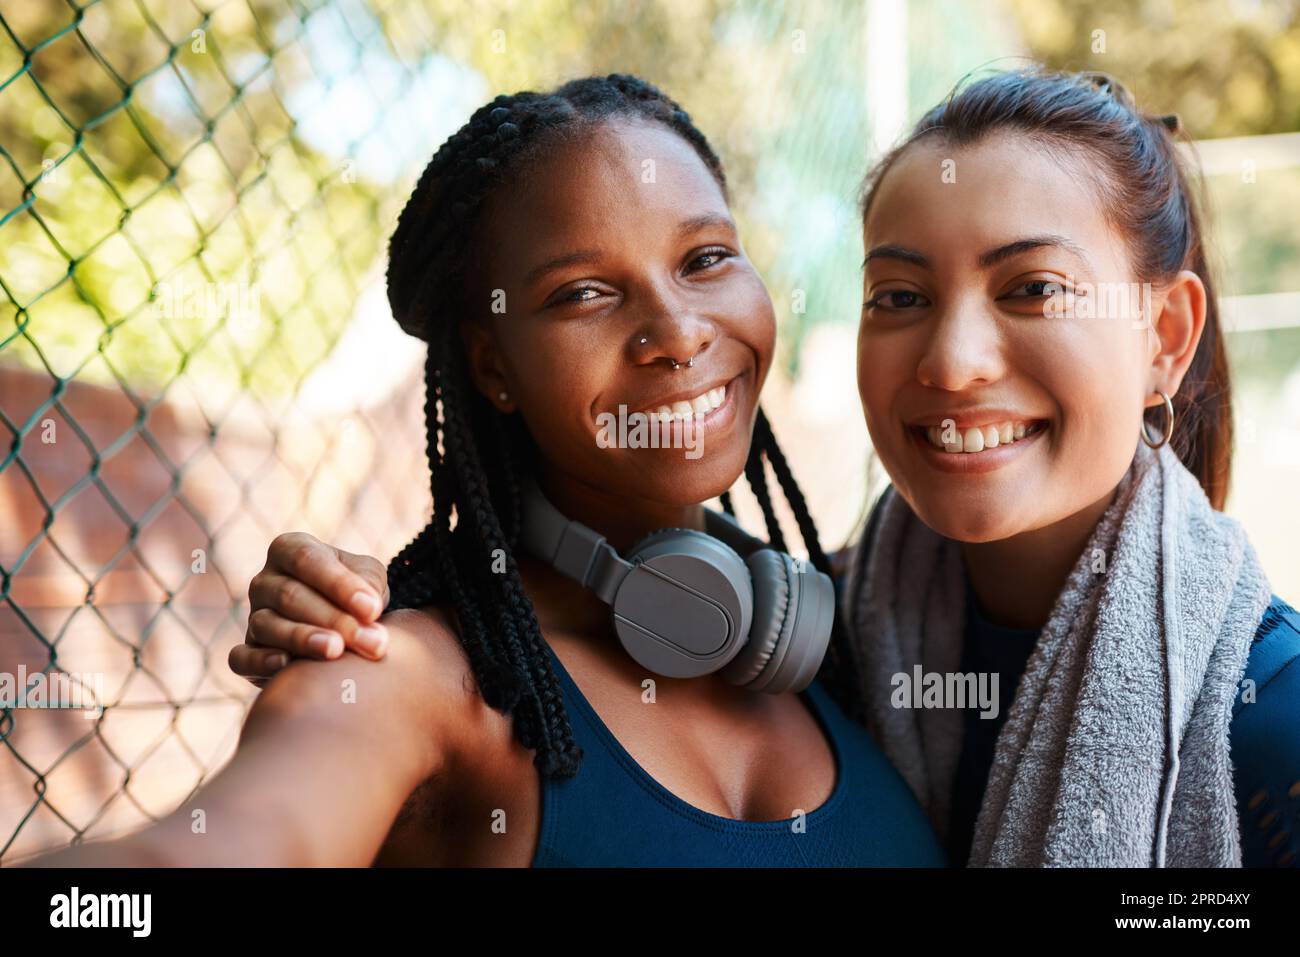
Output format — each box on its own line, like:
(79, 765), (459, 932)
(378, 605), (526, 767)
(247, 603), (484, 780)
(379, 605), (474, 687)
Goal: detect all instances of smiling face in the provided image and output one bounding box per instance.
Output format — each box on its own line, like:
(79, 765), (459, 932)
(857, 131), (1169, 542)
(462, 116), (775, 512)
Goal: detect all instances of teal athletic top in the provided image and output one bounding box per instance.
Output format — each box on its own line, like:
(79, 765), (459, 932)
(530, 640), (947, 867)
(948, 586), (1300, 868)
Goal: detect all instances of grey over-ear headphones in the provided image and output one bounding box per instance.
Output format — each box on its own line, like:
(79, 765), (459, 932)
(519, 481), (835, 693)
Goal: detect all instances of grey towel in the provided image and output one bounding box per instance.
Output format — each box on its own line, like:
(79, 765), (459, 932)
(841, 441), (1273, 866)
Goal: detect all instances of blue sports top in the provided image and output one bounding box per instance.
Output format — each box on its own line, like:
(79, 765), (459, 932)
(530, 640), (947, 867)
(948, 587), (1300, 868)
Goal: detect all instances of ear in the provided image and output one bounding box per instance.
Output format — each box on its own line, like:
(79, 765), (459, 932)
(1145, 269), (1206, 409)
(459, 319), (516, 414)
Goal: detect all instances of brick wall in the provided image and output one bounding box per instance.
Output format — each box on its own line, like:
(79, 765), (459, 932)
(0, 361), (431, 861)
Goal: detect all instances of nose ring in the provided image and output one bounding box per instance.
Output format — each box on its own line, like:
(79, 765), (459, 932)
(670, 356), (695, 371)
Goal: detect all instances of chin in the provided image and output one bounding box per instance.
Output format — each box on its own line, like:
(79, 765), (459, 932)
(636, 446), (750, 507)
(903, 490), (1031, 544)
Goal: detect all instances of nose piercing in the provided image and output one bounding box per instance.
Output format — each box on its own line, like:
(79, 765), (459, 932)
(642, 333), (697, 370)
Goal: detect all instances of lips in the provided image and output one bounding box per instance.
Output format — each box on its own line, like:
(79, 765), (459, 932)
(624, 375), (739, 421)
(920, 419), (1046, 453)
(904, 407), (1049, 453)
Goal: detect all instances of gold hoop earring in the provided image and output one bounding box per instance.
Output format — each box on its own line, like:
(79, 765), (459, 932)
(1141, 390), (1175, 449)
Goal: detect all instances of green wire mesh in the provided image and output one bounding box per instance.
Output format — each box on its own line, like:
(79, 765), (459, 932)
(0, 0), (448, 862)
(5, 0), (1298, 867)
(0, 0), (889, 863)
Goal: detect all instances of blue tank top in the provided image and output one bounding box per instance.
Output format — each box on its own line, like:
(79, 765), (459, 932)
(948, 587), (1300, 868)
(530, 641), (946, 866)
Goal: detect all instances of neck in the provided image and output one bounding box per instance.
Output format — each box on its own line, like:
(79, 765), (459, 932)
(537, 466), (707, 554)
(524, 463), (712, 643)
(960, 486), (1118, 630)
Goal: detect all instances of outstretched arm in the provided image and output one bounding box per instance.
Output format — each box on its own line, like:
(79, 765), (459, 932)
(29, 609), (462, 868)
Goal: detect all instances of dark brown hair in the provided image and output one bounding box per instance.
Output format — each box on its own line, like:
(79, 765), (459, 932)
(859, 68), (1233, 508)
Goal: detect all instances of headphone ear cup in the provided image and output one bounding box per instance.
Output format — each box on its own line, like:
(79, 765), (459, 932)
(720, 549), (795, 690)
(721, 549), (835, 693)
(625, 526), (695, 557)
(615, 528), (753, 678)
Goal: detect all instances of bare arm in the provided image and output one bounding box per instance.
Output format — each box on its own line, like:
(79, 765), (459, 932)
(29, 608), (467, 868)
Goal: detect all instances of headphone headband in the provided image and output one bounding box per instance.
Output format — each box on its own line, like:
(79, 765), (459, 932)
(519, 480), (632, 604)
(519, 481), (763, 597)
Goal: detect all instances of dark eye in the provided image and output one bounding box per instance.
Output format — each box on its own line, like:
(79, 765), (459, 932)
(998, 276), (1071, 299)
(865, 289), (929, 311)
(545, 285), (604, 308)
(687, 248), (733, 272)
(1005, 279), (1058, 298)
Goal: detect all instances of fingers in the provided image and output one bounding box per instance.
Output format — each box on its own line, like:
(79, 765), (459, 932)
(244, 580), (389, 659)
(246, 607), (348, 659)
(268, 532), (388, 624)
(335, 551), (391, 619)
(248, 534), (389, 661)
(229, 641), (290, 681)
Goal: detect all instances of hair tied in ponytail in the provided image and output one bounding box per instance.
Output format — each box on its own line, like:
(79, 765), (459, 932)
(1080, 70), (1138, 110)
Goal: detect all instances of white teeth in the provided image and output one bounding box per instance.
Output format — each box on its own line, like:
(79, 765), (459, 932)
(922, 419), (1039, 453)
(645, 384), (728, 420)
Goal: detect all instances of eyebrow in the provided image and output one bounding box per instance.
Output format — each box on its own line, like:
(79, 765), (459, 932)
(676, 212), (736, 237)
(524, 250), (602, 287)
(523, 213), (736, 287)
(977, 235), (1091, 270)
(861, 234), (1092, 271)
(862, 243), (929, 269)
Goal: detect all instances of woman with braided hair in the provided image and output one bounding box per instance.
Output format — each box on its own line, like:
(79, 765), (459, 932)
(234, 66), (1300, 871)
(32, 73), (945, 867)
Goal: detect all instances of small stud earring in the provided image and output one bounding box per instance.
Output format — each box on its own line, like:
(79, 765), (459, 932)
(498, 390), (509, 403)
(639, 337), (648, 345)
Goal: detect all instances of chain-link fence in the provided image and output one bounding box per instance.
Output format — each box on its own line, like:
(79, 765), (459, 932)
(0, 0), (463, 862)
(8, 0), (1296, 866)
(0, 0), (897, 863)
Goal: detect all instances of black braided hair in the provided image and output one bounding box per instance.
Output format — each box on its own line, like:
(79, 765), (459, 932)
(383, 73), (866, 779)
